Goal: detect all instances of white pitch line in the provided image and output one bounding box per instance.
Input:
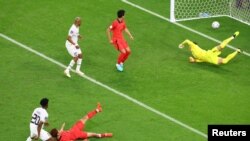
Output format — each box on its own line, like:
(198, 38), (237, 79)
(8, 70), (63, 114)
(122, 0), (250, 57)
(0, 33), (207, 139)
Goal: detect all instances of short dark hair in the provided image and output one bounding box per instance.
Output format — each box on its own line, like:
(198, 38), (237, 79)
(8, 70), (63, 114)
(117, 9), (125, 18)
(50, 128), (58, 138)
(40, 98), (49, 107)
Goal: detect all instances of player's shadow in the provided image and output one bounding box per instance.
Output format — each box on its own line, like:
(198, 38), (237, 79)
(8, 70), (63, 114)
(191, 63), (235, 75)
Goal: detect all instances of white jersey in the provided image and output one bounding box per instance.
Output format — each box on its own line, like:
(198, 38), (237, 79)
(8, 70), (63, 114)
(27, 107), (51, 141)
(66, 24), (79, 45)
(30, 107), (48, 127)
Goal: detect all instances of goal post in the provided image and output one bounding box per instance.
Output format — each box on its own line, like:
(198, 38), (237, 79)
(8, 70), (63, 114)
(170, 0), (250, 26)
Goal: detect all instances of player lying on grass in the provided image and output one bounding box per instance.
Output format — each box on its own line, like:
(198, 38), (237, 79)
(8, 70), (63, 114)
(50, 103), (112, 141)
(179, 31), (242, 65)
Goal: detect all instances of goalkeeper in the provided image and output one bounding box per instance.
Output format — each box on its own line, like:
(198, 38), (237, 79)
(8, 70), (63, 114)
(179, 31), (241, 65)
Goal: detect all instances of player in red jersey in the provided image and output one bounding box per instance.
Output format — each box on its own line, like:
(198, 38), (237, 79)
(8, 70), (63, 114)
(106, 9), (134, 72)
(50, 103), (112, 141)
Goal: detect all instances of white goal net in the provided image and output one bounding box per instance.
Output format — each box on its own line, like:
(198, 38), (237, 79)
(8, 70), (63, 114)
(170, 0), (250, 25)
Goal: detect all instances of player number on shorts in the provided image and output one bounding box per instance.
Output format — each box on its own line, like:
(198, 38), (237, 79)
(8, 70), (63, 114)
(31, 114), (40, 125)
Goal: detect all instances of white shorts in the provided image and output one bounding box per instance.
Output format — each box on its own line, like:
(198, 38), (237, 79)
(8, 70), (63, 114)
(65, 41), (82, 57)
(29, 123), (51, 141)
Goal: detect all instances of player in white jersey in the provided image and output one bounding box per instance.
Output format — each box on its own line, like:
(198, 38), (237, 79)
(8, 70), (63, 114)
(64, 17), (84, 78)
(26, 98), (53, 141)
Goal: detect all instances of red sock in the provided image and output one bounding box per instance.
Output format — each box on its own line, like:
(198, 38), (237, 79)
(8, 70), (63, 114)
(87, 110), (97, 119)
(122, 51), (131, 63)
(117, 53), (126, 64)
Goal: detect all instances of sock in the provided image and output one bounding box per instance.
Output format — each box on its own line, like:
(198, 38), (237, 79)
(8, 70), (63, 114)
(100, 133), (113, 138)
(76, 58), (82, 71)
(26, 137), (32, 141)
(222, 51), (238, 64)
(87, 110), (97, 119)
(117, 53), (126, 64)
(96, 134), (101, 138)
(67, 60), (75, 71)
(122, 51), (131, 63)
(220, 37), (234, 49)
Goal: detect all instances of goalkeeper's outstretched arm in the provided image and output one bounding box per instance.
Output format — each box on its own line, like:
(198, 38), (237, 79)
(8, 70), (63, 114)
(179, 39), (194, 48)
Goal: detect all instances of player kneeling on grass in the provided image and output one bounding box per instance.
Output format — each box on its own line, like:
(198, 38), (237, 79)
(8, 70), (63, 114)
(50, 103), (112, 141)
(179, 31), (242, 65)
(26, 98), (53, 141)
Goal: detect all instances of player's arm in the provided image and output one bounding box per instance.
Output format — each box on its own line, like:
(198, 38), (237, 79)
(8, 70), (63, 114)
(125, 28), (134, 40)
(57, 122), (65, 139)
(67, 35), (76, 45)
(78, 34), (82, 40)
(179, 39), (193, 48)
(106, 26), (113, 44)
(44, 120), (49, 126)
(59, 122), (65, 132)
(67, 35), (79, 49)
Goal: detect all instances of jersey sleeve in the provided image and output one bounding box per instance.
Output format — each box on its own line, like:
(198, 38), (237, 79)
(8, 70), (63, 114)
(68, 27), (74, 37)
(40, 110), (48, 123)
(123, 21), (127, 29)
(109, 21), (117, 30)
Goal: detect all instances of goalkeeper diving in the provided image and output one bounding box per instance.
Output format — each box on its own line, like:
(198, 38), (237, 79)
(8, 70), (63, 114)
(179, 31), (241, 65)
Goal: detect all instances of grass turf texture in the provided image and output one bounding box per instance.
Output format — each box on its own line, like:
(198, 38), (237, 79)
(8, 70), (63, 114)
(0, 0), (250, 140)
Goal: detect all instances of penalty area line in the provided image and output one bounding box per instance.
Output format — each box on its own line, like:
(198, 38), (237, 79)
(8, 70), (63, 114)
(0, 32), (206, 139)
(121, 0), (250, 57)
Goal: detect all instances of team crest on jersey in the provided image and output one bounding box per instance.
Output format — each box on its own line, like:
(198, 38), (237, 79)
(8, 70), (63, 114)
(70, 30), (74, 34)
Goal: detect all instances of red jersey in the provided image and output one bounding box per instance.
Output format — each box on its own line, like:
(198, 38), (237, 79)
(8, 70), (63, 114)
(59, 130), (73, 141)
(59, 121), (87, 141)
(109, 19), (127, 40)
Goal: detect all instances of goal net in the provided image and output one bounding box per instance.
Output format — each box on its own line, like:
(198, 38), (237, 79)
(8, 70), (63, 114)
(170, 0), (250, 25)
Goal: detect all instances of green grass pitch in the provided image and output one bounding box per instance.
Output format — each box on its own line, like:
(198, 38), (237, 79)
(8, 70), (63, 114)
(0, 0), (249, 141)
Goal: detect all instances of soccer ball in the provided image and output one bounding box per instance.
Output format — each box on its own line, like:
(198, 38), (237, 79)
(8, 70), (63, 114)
(212, 21), (220, 29)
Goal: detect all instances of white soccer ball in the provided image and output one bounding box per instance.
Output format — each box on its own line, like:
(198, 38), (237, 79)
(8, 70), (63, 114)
(212, 21), (220, 29)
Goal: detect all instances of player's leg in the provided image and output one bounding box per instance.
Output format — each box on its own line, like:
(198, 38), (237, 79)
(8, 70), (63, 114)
(217, 31), (239, 51)
(120, 40), (131, 65)
(26, 137), (32, 141)
(75, 49), (84, 76)
(219, 50), (239, 64)
(122, 47), (131, 64)
(189, 56), (204, 63)
(86, 132), (113, 138)
(39, 129), (53, 141)
(80, 103), (102, 124)
(115, 39), (128, 71)
(27, 124), (37, 141)
(116, 48), (126, 72)
(64, 44), (78, 78)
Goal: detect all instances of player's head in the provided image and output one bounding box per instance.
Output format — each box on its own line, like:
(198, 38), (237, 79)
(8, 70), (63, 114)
(74, 17), (81, 27)
(50, 128), (58, 138)
(117, 9), (125, 18)
(40, 98), (49, 109)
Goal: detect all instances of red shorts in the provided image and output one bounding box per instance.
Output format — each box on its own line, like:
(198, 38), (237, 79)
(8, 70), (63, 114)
(70, 121), (87, 139)
(112, 38), (128, 51)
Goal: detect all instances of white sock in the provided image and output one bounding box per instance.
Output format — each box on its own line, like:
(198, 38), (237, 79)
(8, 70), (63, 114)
(76, 59), (82, 71)
(67, 60), (75, 71)
(26, 137), (32, 141)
